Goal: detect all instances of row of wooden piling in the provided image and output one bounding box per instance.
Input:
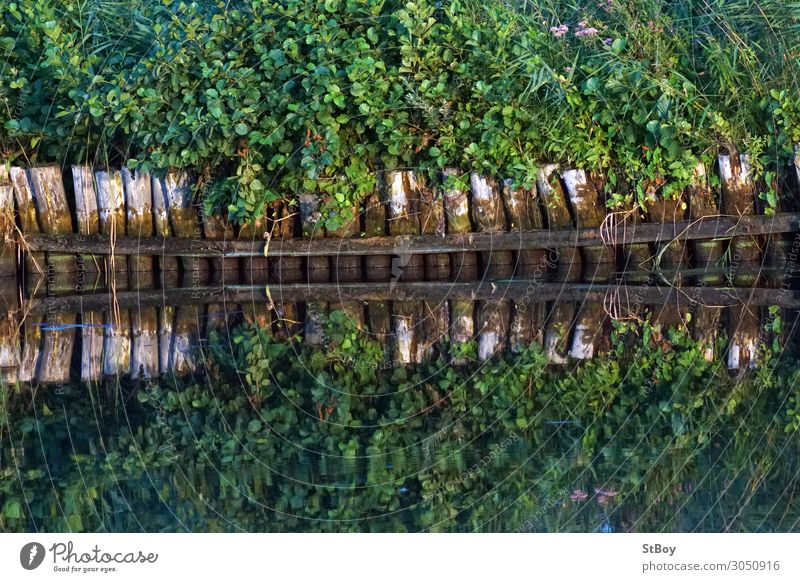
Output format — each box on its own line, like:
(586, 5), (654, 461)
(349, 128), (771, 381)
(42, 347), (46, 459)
(1, 155), (795, 295)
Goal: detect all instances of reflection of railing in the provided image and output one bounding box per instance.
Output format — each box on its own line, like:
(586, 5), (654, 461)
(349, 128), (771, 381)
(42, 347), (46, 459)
(0, 289), (786, 384)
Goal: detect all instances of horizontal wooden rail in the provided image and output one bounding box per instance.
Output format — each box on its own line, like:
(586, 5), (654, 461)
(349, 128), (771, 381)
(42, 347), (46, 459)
(21, 281), (800, 314)
(20, 212), (800, 258)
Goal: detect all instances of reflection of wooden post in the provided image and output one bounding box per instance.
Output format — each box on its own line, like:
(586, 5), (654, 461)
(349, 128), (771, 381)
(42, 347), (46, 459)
(419, 176), (449, 280)
(727, 306), (759, 370)
(364, 191), (390, 282)
(537, 165), (579, 280)
(562, 169), (614, 278)
(81, 311), (104, 382)
(503, 179), (546, 276)
(470, 173), (513, 278)
(386, 171), (424, 282)
(510, 301), (545, 353)
(450, 300), (475, 365)
(443, 168), (477, 281)
(477, 301), (509, 361)
(158, 306), (174, 376)
(393, 301), (421, 364)
(304, 301), (328, 346)
(171, 307), (199, 375)
(569, 302), (606, 360)
(299, 193), (329, 283)
(0, 175), (20, 380)
(37, 317), (76, 383)
(544, 302), (574, 365)
(122, 168), (155, 289)
(18, 320), (41, 383)
(96, 169), (128, 290)
(0, 312), (20, 384)
(689, 162), (724, 284)
(72, 166), (103, 292)
(0, 177), (16, 279)
(367, 301), (391, 363)
(421, 300), (449, 360)
(103, 309), (131, 377)
(692, 303), (720, 363)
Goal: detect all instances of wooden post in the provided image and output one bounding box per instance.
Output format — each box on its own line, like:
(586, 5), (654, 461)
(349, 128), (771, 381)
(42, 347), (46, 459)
(689, 161), (724, 285)
(537, 164), (579, 280)
(159, 306), (174, 376)
(95, 169), (128, 290)
(27, 166), (78, 294)
(364, 191), (391, 282)
(477, 300), (509, 361)
(386, 171), (424, 282)
(328, 203), (362, 283)
(0, 178), (16, 279)
(0, 312), (20, 384)
(502, 178), (546, 276)
(161, 169), (209, 285)
(72, 166), (104, 292)
(443, 168), (478, 281)
(203, 209), (238, 284)
(304, 301), (327, 346)
(418, 175), (449, 280)
(367, 301), (391, 364)
(691, 303), (720, 363)
(299, 193), (329, 283)
(151, 171), (180, 280)
(270, 200), (303, 283)
(509, 301), (544, 353)
(421, 300), (449, 361)
(393, 301), (421, 364)
(239, 208), (270, 285)
(170, 306), (200, 375)
(9, 167), (45, 294)
(470, 173), (514, 278)
(561, 169), (615, 273)
(18, 320), (41, 383)
(719, 153), (760, 264)
(122, 168), (155, 289)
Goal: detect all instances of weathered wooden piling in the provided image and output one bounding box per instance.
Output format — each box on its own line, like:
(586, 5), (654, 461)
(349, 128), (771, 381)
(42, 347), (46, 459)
(418, 176), (450, 280)
(327, 203), (362, 287)
(561, 169), (615, 274)
(304, 301), (328, 346)
(537, 164), (579, 280)
(122, 168), (155, 289)
(203, 209), (238, 284)
(719, 153), (760, 265)
(0, 312), (20, 384)
(688, 161), (725, 285)
(509, 301), (544, 353)
(477, 301), (510, 361)
(691, 304), (720, 363)
(421, 300), (449, 360)
(544, 302), (574, 364)
(159, 306), (175, 376)
(299, 193), (330, 283)
(470, 173), (514, 278)
(393, 300), (421, 364)
(72, 166), (104, 291)
(443, 168), (478, 281)
(367, 301), (392, 359)
(37, 315), (76, 383)
(386, 171), (424, 282)
(269, 200), (303, 283)
(450, 299), (475, 365)
(503, 179), (546, 276)
(131, 308), (159, 380)
(151, 171), (180, 277)
(239, 209), (270, 285)
(0, 176), (16, 280)
(96, 169), (129, 290)
(162, 169), (209, 285)
(364, 191), (391, 282)
(171, 307), (199, 375)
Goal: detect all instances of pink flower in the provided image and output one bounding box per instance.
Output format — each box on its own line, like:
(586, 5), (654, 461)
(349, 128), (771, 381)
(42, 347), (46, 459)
(604, 37), (613, 45)
(550, 24), (569, 38)
(570, 489), (588, 501)
(576, 27), (599, 38)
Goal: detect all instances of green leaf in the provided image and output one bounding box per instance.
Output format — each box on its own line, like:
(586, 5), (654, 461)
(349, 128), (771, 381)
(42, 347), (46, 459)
(235, 123), (249, 136)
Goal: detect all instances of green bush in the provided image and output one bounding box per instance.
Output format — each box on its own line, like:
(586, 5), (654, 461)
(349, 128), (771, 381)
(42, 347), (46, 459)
(2, 0), (799, 223)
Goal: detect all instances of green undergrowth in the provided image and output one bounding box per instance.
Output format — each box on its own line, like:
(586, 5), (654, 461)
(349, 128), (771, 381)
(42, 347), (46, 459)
(2, 0), (800, 226)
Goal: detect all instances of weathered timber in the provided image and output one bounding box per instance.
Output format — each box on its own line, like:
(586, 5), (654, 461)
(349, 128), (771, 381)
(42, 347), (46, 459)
(418, 177), (449, 280)
(122, 168), (155, 289)
(719, 153), (760, 263)
(299, 193), (329, 283)
(72, 166), (104, 291)
(364, 192), (391, 282)
(470, 173), (514, 278)
(327, 202), (362, 283)
(37, 314), (76, 383)
(131, 307), (159, 380)
(239, 209), (270, 285)
(727, 305), (759, 371)
(269, 200), (303, 283)
(103, 308), (131, 377)
(689, 161), (724, 285)
(96, 169), (128, 290)
(151, 171), (180, 274)
(80, 310), (104, 382)
(171, 306), (199, 375)
(477, 300), (510, 361)
(450, 299), (475, 365)
(544, 302), (575, 365)
(0, 180), (15, 278)
(569, 302), (606, 360)
(503, 178), (547, 276)
(202, 204), (238, 284)
(10, 167), (45, 286)
(386, 170), (424, 282)
(443, 168), (478, 281)
(561, 168), (615, 266)
(536, 164), (580, 272)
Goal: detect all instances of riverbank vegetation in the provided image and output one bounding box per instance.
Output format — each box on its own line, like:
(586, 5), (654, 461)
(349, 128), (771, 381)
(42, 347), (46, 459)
(2, 0), (800, 226)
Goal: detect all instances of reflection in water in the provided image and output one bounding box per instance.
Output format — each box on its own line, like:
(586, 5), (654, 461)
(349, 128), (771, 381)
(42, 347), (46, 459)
(1, 293), (799, 532)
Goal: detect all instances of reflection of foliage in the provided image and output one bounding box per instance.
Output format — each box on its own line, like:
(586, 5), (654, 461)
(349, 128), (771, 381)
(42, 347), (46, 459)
(1, 313), (798, 532)
(2, 1), (799, 222)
